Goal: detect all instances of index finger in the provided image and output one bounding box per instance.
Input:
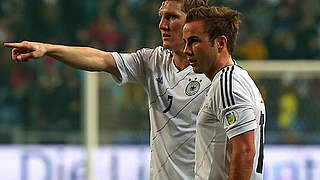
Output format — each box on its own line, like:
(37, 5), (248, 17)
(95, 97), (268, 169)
(3, 42), (24, 48)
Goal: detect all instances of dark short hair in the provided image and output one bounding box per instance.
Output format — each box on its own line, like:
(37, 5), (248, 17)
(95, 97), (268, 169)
(186, 6), (242, 54)
(182, 0), (209, 13)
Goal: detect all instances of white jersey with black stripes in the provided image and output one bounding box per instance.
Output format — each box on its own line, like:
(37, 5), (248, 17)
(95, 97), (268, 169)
(195, 63), (266, 180)
(111, 46), (211, 180)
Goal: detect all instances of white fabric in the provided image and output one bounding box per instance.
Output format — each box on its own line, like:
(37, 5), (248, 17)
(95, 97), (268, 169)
(195, 64), (266, 180)
(111, 46), (211, 180)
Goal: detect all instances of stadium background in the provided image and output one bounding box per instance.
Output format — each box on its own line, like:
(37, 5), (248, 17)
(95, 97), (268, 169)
(0, 0), (319, 179)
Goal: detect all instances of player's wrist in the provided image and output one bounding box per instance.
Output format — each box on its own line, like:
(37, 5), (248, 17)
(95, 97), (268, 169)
(44, 43), (59, 57)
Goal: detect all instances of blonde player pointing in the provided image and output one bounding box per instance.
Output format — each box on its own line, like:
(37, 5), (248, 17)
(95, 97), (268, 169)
(4, 0), (212, 179)
(183, 6), (266, 180)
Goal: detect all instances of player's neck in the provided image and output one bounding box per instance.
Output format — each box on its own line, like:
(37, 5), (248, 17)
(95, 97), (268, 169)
(173, 51), (189, 71)
(207, 54), (233, 80)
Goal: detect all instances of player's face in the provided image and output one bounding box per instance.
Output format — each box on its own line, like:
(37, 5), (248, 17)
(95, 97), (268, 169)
(158, 1), (186, 52)
(183, 20), (218, 78)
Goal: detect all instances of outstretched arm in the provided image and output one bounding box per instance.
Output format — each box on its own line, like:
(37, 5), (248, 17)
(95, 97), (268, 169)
(4, 41), (121, 79)
(229, 130), (255, 180)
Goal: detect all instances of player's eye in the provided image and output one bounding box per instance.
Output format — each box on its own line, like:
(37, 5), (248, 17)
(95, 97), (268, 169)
(165, 15), (177, 20)
(189, 39), (199, 45)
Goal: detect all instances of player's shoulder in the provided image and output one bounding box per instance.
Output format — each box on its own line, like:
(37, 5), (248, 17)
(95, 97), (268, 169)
(210, 65), (237, 97)
(210, 63), (252, 107)
(154, 46), (173, 57)
(145, 46), (171, 54)
(212, 64), (241, 86)
(215, 63), (250, 82)
(142, 46), (172, 59)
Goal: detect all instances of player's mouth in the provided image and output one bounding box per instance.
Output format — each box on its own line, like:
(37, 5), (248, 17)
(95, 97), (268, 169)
(188, 59), (197, 66)
(162, 33), (171, 39)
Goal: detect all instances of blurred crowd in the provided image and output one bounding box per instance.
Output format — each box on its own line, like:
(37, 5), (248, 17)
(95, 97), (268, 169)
(219, 0), (320, 60)
(0, 0), (319, 144)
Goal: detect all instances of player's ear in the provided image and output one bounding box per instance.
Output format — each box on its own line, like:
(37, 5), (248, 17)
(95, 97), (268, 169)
(215, 36), (227, 51)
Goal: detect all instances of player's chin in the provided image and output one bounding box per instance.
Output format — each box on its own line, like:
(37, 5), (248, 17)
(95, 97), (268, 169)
(192, 67), (201, 74)
(163, 39), (175, 48)
(162, 42), (170, 49)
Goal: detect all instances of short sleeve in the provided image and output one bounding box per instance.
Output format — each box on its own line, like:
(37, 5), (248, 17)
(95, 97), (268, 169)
(110, 48), (155, 85)
(222, 104), (257, 139)
(215, 67), (258, 139)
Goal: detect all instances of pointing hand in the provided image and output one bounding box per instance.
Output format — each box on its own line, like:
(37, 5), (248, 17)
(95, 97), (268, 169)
(4, 41), (46, 63)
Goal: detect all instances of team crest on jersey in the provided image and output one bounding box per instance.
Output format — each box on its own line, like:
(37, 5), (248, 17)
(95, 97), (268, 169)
(225, 111), (238, 125)
(185, 78), (201, 96)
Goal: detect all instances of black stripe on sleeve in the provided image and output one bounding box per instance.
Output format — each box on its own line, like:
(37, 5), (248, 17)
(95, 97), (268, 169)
(229, 66), (235, 105)
(225, 119), (256, 134)
(118, 53), (125, 64)
(224, 67), (231, 107)
(220, 69), (226, 108)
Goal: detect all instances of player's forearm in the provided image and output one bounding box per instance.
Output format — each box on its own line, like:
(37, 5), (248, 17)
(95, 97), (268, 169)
(45, 44), (116, 73)
(5, 41), (122, 80)
(229, 150), (255, 180)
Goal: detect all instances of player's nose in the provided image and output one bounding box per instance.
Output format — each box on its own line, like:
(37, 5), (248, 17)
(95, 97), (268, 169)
(183, 43), (192, 56)
(159, 16), (169, 31)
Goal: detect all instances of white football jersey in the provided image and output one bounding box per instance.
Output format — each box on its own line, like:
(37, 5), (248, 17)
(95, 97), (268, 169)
(195, 63), (266, 180)
(111, 47), (211, 180)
